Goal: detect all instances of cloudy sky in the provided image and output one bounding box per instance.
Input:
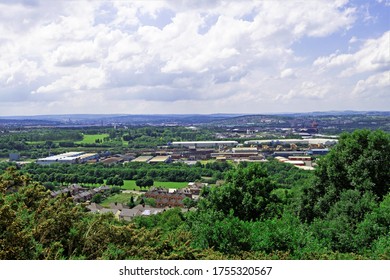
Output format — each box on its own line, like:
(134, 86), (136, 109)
(0, 0), (389, 116)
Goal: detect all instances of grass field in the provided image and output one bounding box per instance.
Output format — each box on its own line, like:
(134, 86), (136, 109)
(100, 193), (135, 207)
(76, 134), (109, 144)
(121, 180), (188, 190)
(100, 180), (188, 207)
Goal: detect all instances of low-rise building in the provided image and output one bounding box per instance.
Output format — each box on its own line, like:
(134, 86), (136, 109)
(170, 141), (238, 148)
(149, 155), (172, 164)
(145, 187), (192, 208)
(187, 182), (208, 195)
(307, 148), (329, 155)
(131, 155), (154, 163)
(36, 152), (98, 165)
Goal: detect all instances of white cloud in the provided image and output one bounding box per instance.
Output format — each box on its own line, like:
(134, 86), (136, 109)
(376, 0), (390, 6)
(314, 31), (390, 77)
(280, 68), (297, 79)
(34, 66), (106, 94)
(51, 41), (99, 67)
(2, 0), (388, 115)
(352, 71), (390, 97)
(281, 81), (330, 101)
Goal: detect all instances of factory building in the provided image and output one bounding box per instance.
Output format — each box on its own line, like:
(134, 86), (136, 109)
(170, 141), (238, 148)
(245, 138), (338, 146)
(36, 152), (98, 165)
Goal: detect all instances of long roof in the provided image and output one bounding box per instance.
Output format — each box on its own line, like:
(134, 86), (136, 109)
(37, 151), (85, 162)
(171, 141), (238, 145)
(244, 138), (338, 145)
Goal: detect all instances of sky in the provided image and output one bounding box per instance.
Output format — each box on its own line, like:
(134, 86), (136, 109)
(0, 0), (389, 116)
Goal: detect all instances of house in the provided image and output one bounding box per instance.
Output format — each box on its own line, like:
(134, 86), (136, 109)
(109, 202), (128, 210)
(86, 203), (103, 213)
(145, 188), (192, 208)
(100, 208), (121, 219)
(94, 185), (111, 193)
(119, 209), (142, 221)
(187, 182), (208, 195)
(141, 208), (164, 216)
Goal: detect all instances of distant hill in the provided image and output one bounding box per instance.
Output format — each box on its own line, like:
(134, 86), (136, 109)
(0, 114), (241, 126)
(0, 111), (388, 127)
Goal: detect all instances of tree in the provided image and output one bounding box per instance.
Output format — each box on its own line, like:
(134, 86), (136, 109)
(91, 193), (103, 203)
(300, 129), (390, 222)
(127, 196), (136, 208)
(182, 197), (197, 209)
(136, 177), (154, 190)
(200, 163), (282, 221)
(0, 168), (208, 260)
(187, 209), (251, 254)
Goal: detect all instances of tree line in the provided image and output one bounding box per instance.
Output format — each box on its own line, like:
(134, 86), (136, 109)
(19, 161), (233, 187)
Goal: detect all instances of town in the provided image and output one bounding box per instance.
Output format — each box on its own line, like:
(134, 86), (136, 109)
(2, 114), (343, 219)
(0, 112), (389, 261)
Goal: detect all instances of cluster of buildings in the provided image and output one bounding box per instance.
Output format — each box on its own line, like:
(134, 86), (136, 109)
(144, 182), (206, 208)
(86, 203), (166, 221)
(274, 156), (315, 170)
(85, 182), (206, 221)
(244, 138), (337, 146)
(35, 138), (335, 168)
(50, 184), (111, 203)
(160, 139), (333, 163)
(35, 151), (173, 165)
(52, 181), (206, 221)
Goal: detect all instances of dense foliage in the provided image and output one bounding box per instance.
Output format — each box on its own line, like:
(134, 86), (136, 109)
(20, 161), (232, 186)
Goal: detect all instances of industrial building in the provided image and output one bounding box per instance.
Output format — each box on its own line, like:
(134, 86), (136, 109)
(306, 148), (330, 155)
(244, 138), (338, 146)
(170, 141), (238, 148)
(131, 155), (154, 163)
(149, 155), (172, 164)
(36, 152), (98, 165)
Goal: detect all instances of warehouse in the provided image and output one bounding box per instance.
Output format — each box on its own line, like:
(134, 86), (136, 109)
(244, 138), (338, 146)
(131, 155), (154, 163)
(36, 152), (98, 165)
(170, 141), (238, 148)
(149, 155), (172, 164)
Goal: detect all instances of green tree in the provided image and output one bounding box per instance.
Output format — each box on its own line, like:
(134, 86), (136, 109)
(182, 197), (197, 209)
(300, 129), (390, 222)
(136, 177), (154, 190)
(91, 193), (103, 203)
(187, 209), (251, 254)
(201, 163), (281, 221)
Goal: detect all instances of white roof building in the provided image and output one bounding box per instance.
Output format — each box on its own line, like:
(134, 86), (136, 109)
(170, 141), (238, 148)
(36, 152), (98, 165)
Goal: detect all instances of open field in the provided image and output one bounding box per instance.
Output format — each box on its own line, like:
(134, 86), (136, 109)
(76, 134), (109, 144)
(100, 180), (188, 207)
(100, 193), (136, 207)
(121, 180), (188, 190)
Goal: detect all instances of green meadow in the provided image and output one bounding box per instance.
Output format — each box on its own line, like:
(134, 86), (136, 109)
(76, 134), (109, 144)
(100, 193), (136, 207)
(121, 180), (188, 190)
